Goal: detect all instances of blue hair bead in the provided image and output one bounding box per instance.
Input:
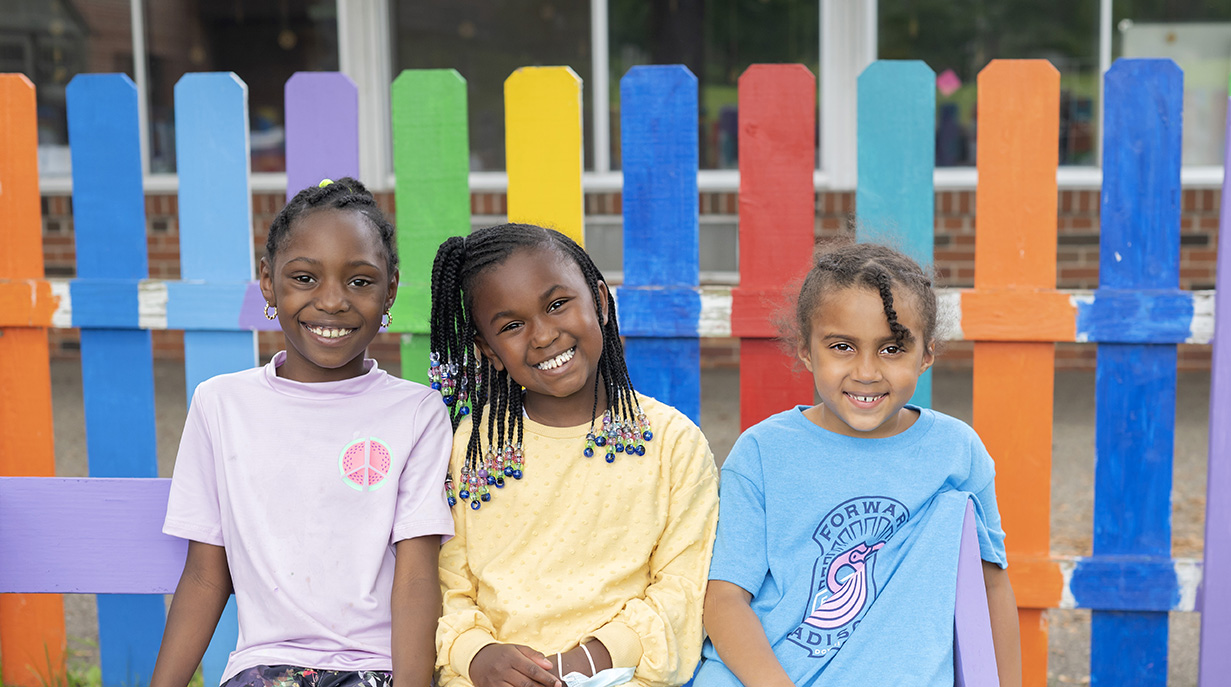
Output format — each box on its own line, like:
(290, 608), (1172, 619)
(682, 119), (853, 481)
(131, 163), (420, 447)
(447, 496), (457, 507)
(595, 436), (606, 447)
(605, 454), (616, 464)
(643, 431), (653, 441)
(637, 445), (646, 456)
(486, 476), (496, 485)
(584, 447), (594, 457)
(460, 406), (470, 415)
(481, 492), (491, 502)
(470, 500), (481, 510)
(495, 478), (505, 488)
(431, 382), (442, 390)
(513, 469), (523, 479)
(443, 395), (454, 404)
(459, 489), (470, 500)
(615, 443), (624, 453)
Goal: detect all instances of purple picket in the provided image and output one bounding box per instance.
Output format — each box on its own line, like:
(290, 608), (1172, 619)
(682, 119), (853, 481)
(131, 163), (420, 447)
(954, 499), (997, 686)
(1198, 96), (1231, 686)
(285, 72), (359, 200)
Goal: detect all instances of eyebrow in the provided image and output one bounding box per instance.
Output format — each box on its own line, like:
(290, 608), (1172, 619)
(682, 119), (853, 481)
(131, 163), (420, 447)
(487, 284), (568, 326)
(821, 331), (916, 343)
(283, 256), (382, 270)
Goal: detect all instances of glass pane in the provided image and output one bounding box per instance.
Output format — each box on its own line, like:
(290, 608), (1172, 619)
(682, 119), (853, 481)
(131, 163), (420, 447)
(2, 0), (133, 177)
(879, 0), (1101, 167)
(145, 0), (339, 174)
(1114, 1), (1231, 166)
(391, 0), (593, 172)
(610, 0), (820, 170)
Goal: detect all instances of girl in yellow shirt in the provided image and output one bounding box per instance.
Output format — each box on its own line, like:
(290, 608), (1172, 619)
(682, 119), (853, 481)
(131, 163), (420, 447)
(427, 224), (720, 687)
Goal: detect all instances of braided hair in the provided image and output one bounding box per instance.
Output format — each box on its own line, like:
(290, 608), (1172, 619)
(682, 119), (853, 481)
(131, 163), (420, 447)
(791, 242), (938, 350)
(267, 177), (398, 274)
(428, 223), (646, 509)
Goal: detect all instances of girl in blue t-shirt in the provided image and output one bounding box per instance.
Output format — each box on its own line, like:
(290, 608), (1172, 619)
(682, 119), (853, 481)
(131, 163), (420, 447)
(699, 243), (1021, 687)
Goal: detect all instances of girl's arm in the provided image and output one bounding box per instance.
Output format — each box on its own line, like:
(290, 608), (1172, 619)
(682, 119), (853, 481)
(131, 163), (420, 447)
(983, 562), (1021, 687)
(391, 536), (442, 687)
(703, 581), (795, 687)
(150, 541), (233, 687)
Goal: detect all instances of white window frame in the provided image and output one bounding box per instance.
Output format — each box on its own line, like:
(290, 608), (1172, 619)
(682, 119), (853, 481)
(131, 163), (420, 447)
(34, 0), (1228, 195)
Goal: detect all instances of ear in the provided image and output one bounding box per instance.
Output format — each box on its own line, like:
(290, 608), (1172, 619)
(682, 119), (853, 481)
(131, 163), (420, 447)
(596, 280), (610, 327)
(259, 256), (275, 304)
(385, 268), (400, 312)
(796, 341), (814, 373)
(473, 332), (505, 372)
(919, 341), (936, 375)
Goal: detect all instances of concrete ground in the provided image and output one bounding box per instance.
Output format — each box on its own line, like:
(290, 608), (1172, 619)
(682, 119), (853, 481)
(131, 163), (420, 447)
(47, 361), (1211, 686)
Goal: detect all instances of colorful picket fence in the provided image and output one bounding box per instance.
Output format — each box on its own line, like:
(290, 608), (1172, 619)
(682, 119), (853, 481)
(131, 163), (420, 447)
(0, 56), (1227, 687)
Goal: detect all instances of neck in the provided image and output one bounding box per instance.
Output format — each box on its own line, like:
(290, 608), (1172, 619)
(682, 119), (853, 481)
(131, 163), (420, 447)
(523, 374), (609, 428)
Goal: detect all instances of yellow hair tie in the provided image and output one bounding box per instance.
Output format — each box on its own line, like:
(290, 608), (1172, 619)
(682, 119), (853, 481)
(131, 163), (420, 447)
(318, 178), (334, 188)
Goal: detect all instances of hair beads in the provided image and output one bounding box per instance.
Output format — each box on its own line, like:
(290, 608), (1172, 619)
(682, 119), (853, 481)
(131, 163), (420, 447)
(427, 224), (652, 510)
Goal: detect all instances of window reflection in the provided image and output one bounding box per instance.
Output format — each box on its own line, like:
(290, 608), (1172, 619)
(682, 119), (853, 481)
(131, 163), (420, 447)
(2, 0), (133, 176)
(144, 0), (338, 174)
(610, 0), (820, 170)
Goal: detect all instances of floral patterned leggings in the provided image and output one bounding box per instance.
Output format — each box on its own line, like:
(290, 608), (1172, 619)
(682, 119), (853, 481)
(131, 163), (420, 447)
(222, 665), (392, 687)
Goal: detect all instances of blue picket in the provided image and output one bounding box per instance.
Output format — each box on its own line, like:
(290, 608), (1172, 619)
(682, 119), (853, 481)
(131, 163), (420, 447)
(67, 73), (165, 687)
(856, 60), (936, 407)
(617, 65), (702, 424)
(1086, 58), (1182, 687)
(175, 72), (257, 686)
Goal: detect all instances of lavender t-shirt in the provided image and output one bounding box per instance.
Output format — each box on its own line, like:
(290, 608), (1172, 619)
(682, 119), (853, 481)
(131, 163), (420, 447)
(164, 352), (454, 683)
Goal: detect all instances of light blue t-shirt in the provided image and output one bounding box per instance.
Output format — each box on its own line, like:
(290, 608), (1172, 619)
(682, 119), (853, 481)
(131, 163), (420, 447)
(696, 406), (1007, 687)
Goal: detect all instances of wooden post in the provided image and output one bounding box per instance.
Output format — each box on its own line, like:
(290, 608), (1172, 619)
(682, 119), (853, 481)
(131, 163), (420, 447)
(390, 69), (470, 384)
(1199, 88), (1231, 687)
(969, 60), (1060, 687)
(67, 73), (165, 687)
(506, 67), (584, 245)
(174, 72), (256, 687)
(618, 65), (702, 423)
(855, 59), (936, 407)
(1089, 58), (1183, 686)
(285, 72), (359, 201)
(0, 72), (66, 687)
(731, 65), (817, 430)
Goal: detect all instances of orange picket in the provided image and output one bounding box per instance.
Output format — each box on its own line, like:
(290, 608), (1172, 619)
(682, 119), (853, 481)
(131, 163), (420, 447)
(971, 60), (1060, 687)
(0, 74), (66, 687)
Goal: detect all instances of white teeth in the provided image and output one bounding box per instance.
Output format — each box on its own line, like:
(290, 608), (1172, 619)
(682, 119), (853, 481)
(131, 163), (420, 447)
(307, 325), (354, 339)
(536, 347), (576, 370)
(849, 393), (883, 403)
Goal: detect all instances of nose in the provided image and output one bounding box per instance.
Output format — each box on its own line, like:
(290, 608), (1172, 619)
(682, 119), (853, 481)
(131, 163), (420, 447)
(315, 279), (349, 314)
(528, 316), (559, 349)
(852, 350), (882, 384)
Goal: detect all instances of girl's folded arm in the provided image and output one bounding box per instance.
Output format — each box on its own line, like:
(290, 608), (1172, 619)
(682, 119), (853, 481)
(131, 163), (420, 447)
(151, 540), (233, 687)
(703, 580), (795, 687)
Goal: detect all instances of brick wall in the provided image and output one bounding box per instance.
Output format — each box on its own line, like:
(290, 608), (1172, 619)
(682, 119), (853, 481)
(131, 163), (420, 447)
(40, 189), (1219, 371)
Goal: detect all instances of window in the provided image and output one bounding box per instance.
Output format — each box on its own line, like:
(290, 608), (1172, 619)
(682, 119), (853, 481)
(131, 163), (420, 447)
(609, 0), (819, 170)
(391, 0), (593, 172)
(3, 0), (133, 177)
(144, 0), (339, 174)
(879, 0), (1101, 167)
(1114, 0), (1231, 165)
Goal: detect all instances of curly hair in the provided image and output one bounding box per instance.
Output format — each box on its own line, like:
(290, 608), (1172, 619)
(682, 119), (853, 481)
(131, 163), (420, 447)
(266, 177), (398, 274)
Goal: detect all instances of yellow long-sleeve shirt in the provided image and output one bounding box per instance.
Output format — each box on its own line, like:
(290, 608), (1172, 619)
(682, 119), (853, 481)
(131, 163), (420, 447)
(436, 395), (720, 687)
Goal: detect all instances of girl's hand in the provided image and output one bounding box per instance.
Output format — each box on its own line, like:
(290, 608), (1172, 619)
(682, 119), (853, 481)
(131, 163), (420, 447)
(547, 640), (612, 678)
(469, 643), (561, 687)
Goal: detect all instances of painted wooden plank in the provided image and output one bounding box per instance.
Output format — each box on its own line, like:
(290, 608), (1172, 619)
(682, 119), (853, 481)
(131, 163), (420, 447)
(1091, 58), (1183, 687)
(175, 72), (256, 687)
(969, 59), (1060, 687)
(1198, 91), (1231, 687)
(731, 64), (817, 430)
(954, 500), (998, 687)
(0, 478), (185, 594)
(284, 72), (359, 202)
(505, 67), (584, 245)
(618, 65), (701, 424)
(390, 69), (470, 383)
(0, 72), (66, 687)
(67, 72), (166, 687)
(856, 60), (936, 408)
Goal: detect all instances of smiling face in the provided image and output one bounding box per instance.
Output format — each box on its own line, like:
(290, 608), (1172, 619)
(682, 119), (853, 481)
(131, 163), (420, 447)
(259, 208), (398, 383)
(798, 285), (934, 438)
(469, 246), (608, 427)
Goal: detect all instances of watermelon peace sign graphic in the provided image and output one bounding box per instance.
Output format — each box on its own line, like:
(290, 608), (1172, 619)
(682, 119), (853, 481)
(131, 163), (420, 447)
(339, 437), (393, 491)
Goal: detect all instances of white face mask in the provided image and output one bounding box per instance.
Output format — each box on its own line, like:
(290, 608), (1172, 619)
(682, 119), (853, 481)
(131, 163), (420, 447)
(561, 667), (636, 687)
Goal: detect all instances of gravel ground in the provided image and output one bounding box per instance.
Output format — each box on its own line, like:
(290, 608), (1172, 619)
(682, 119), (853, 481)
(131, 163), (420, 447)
(48, 361), (1211, 685)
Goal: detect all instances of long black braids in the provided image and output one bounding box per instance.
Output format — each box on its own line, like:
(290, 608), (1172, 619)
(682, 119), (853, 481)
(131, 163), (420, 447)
(427, 223), (649, 511)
